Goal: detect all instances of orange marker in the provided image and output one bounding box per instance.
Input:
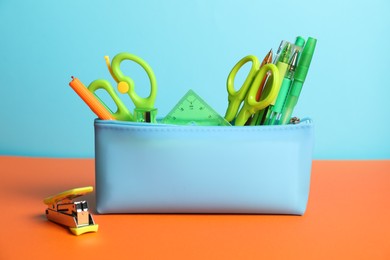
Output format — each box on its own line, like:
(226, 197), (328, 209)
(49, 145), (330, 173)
(69, 76), (115, 120)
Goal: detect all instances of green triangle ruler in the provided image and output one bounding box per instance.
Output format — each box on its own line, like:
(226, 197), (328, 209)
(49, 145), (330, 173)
(162, 89), (231, 126)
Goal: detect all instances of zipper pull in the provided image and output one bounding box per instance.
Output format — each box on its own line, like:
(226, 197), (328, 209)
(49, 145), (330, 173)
(290, 117), (300, 124)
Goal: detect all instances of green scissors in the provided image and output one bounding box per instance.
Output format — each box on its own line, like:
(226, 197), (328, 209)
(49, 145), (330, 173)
(88, 52), (158, 122)
(224, 55), (280, 126)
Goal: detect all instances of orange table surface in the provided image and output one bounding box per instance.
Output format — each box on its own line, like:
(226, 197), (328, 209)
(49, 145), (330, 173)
(0, 156), (389, 259)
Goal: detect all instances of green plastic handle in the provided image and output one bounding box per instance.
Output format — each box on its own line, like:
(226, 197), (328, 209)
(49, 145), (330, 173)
(110, 53), (157, 110)
(88, 79), (134, 121)
(225, 55), (260, 122)
(234, 63), (280, 126)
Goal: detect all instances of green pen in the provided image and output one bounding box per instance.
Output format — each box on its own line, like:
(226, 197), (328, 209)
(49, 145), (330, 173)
(265, 49), (299, 125)
(279, 37), (317, 125)
(295, 36), (306, 49)
(265, 36), (305, 125)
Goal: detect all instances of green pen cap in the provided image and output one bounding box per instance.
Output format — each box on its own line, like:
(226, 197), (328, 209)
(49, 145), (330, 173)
(295, 36), (305, 48)
(294, 37), (317, 83)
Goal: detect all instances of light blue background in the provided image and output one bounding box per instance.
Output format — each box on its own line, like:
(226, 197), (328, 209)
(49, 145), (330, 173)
(0, 0), (389, 159)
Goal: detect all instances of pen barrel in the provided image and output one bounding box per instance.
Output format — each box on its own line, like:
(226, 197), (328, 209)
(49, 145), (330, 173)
(289, 80), (304, 98)
(279, 95), (298, 125)
(294, 65), (310, 85)
(249, 109), (265, 126)
(279, 81), (301, 125)
(270, 62), (289, 105)
(272, 78), (292, 113)
(264, 76), (292, 125)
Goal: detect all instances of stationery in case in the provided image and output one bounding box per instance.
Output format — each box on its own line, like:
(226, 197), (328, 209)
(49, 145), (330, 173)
(94, 118), (314, 215)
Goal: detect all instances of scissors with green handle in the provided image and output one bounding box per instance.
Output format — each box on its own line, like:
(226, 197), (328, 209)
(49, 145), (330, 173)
(225, 55), (280, 126)
(88, 52), (158, 122)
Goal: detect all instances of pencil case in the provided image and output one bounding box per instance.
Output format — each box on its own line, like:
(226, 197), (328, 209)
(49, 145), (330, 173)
(94, 118), (314, 215)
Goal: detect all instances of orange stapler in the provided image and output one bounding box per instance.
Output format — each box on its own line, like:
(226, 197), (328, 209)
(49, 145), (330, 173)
(44, 186), (98, 235)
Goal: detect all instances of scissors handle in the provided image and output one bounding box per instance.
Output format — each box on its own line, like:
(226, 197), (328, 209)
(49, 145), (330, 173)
(234, 63), (280, 126)
(88, 79), (134, 121)
(224, 55), (260, 122)
(110, 53), (157, 110)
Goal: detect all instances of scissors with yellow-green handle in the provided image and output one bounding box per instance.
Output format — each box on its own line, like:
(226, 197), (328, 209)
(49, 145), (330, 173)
(88, 52), (158, 122)
(224, 55), (280, 126)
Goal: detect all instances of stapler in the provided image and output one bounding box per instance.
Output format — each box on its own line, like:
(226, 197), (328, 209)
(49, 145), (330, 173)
(44, 186), (98, 235)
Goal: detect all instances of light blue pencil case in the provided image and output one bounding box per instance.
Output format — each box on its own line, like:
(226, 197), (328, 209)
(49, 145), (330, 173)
(94, 118), (314, 215)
